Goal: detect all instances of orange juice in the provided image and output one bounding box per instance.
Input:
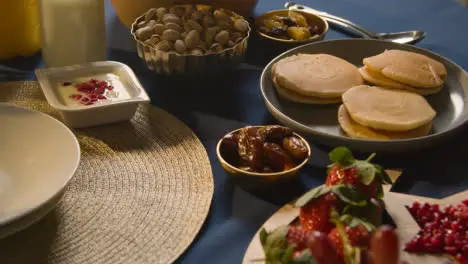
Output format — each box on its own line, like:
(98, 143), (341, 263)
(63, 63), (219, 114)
(0, 0), (41, 59)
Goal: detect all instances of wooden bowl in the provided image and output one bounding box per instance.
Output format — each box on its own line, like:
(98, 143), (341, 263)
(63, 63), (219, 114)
(216, 126), (312, 182)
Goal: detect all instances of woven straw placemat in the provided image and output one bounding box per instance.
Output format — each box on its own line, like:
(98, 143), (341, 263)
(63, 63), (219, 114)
(0, 81), (214, 264)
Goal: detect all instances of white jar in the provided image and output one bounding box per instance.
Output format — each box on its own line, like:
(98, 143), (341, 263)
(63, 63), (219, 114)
(39, 0), (107, 67)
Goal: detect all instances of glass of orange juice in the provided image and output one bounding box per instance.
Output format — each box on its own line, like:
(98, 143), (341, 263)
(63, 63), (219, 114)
(0, 0), (41, 59)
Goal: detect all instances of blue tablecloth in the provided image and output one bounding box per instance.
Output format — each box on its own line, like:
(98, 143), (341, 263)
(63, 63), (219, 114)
(1, 0), (468, 263)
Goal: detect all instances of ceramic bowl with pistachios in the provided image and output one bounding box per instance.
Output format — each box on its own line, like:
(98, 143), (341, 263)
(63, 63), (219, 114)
(216, 125), (311, 180)
(131, 5), (251, 75)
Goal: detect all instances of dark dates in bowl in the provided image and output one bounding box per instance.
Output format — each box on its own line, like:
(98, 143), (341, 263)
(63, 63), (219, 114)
(216, 125), (311, 180)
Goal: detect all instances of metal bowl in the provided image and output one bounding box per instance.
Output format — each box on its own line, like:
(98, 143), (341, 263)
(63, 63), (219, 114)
(216, 126), (311, 182)
(131, 4), (251, 75)
(254, 9), (328, 52)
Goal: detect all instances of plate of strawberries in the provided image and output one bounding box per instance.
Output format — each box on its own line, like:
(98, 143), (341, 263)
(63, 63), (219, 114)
(242, 147), (468, 264)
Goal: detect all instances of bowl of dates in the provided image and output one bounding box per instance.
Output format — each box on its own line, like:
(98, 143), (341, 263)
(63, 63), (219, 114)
(216, 125), (311, 180)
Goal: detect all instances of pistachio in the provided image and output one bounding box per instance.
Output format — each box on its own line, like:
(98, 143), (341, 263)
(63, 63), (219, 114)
(191, 49), (204, 56)
(180, 31), (188, 39)
(145, 8), (157, 22)
(215, 30), (229, 45)
(150, 34), (161, 43)
(174, 39), (186, 53)
(187, 20), (203, 33)
(183, 23), (191, 32)
(162, 29), (181, 41)
(156, 41), (172, 52)
(156, 7), (167, 19)
(233, 19), (249, 32)
(144, 39), (156, 48)
(169, 6), (186, 17)
(162, 14), (181, 25)
(202, 16), (215, 27)
(136, 26), (153, 41)
(205, 26), (220, 46)
(185, 29), (200, 49)
(137, 21), (146, 28)
(235, 37), (244, 43)
(216, 19), (232, 30)
(213, 10), (231, 23)
(146, 20), (157, 28)
(227, 40), (235, 48)
(165, 22), (183, 32)
(153, 24), (165, 35)
(191, 11), (203, 22)
(230, 31), (242, 41)
(210, 43), (223, 53)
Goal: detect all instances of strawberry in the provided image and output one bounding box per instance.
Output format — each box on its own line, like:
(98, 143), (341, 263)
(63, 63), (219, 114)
(326, 164), (380, 198)
(328, 224), (371, 257)
(299, 193), (339, 233)
(325, 147), (392, 199)
(286, 225), (312, 251)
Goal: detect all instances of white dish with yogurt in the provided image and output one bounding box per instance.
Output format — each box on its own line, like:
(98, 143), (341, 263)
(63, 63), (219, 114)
(36, 61), (150, 128)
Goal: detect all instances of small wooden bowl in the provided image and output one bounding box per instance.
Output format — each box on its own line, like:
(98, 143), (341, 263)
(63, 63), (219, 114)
(216, 126), (312, 182)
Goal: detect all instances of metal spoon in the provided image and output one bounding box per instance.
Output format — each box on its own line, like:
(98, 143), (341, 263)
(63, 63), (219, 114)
(285, 2), (426, 44)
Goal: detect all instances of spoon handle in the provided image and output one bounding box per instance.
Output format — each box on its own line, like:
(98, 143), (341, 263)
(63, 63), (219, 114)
(285, 2), (379, 39)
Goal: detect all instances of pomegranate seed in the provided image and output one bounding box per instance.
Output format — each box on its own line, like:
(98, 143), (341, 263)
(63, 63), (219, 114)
(96, 88), (105, 94)
(88, 94), (97, 99)
(107, 85), (114, 90)
(90, 79), (98, 84)
(98, 95), (107, 100)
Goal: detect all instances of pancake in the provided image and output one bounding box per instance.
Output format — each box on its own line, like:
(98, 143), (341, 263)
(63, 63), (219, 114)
(363, 50), (447, 88)
(273, 53), (363, 98)
(273, 77), (341, 104)
(342, 85), (436, 131)
(338, 104), (432, 140)
(359, 66), (443, 95)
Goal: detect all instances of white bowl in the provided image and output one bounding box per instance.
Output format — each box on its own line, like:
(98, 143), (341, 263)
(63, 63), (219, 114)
(35, 61), (150, 128)
(0, 103), (80, 237)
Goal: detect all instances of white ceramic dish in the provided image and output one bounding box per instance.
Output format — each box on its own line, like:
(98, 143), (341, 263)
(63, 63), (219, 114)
(35, 61), (150, 128)
(0, 103), (80, 236)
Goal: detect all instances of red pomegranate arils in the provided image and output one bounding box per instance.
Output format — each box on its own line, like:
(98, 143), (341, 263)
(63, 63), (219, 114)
(107, 85), (114, 90)
(98, 95), (107, 100)
(405, 200), (468, 260)
(70, 79), (113, 105)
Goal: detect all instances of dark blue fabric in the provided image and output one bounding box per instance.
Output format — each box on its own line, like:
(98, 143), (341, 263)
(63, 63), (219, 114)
(1, 0), (468, 263)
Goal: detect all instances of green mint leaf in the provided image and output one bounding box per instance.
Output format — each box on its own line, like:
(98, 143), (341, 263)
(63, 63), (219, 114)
(331, 185), (367, 207)
(260, 228), (268, 246)
(376, 185), (384, 199)
(282, 245), (295, 264)
(295, 186), (331, 207)
(375, 164), (393, 184)
(262, 225), (289, 262)
(329, 147), (355, 166)
(355, 161), (376, 186)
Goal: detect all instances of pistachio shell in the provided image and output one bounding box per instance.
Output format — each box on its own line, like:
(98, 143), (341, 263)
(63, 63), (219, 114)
(150, 34), (161, 43)
(180, 31), (188, 39)
(144, 39), (156, 48)
(233, 19), (249, 32)
(187, 20), (203, 33)
(156, 41), (172, 52)
(199, 9), (213, 17)
(137, 21), (146, 28)
(213, 10), (231, 23)
(235, 37), (244, 43)
(165, 22), (183, 32)
(205, 26), (220, 46)
(169, 6), (186, 17)
(162, 29), (181, 41)
(146, 20), (157, 28)
(216, 19), (232, 30)
(162, 14), (181, 25)
(227, 40), (235, 47)
(156, 7), (167, 19)
(136, 26), (153, 41)
(210, 43), (223, 52)
(202, 16), (215, 27)
(215, 30), (229, 45)
(153, 24), (165, 35)
(230, 31), (242, 41)
(145, 8), (157, 22)
(191, 49), (204, 56)
(185, 29), (200, 50)
(174, 39), (186, 53)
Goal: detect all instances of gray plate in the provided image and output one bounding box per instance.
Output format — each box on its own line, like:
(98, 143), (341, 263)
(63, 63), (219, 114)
(260, 39), (468, 152)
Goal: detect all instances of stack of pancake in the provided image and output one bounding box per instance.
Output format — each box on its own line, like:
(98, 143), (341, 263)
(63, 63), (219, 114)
(271, 54), (363, 104)
(359, 50), (447, 95)
(338, 85), (436, 140)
